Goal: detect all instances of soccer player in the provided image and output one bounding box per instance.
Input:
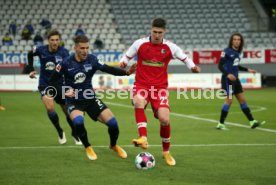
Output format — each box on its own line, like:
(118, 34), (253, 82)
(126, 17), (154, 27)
(26, 29), (81, 145)
(217, 32), (265, 130)
(119, 18), (200, 166)
(49, 35), (136, 160)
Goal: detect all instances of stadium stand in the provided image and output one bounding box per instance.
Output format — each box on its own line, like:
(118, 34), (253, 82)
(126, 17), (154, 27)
(110, 0), (276, 49)
(0, 0), (276, 84)
(0, 0), (275, 53)
(0, 0), (124, 52)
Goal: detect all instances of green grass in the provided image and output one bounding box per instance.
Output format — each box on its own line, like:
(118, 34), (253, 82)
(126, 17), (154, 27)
(0, 88), (276, 185)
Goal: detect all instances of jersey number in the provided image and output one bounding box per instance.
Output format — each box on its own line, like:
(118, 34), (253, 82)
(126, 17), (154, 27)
(95, 99), (104, 109)
(160, 96), (169, 105)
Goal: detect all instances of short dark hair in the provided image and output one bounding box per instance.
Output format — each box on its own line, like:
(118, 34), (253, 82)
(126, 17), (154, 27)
(228, 32), (244, 53)
(47, 29), (61, 39)
(74, 35), (89, 45)
(152, 18), (166, 29)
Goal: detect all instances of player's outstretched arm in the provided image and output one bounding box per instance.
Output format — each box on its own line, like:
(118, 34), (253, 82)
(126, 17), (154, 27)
(100, 64), (136, 76)
(119, 61), (127, 68)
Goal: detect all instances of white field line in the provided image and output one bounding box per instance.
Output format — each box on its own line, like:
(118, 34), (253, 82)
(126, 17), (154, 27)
(106, 102), (276, 133)
(1, 143), (276, 150)
(191, 105), (267, 116)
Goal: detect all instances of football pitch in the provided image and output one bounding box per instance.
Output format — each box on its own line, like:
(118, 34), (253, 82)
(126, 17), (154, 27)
(0, 88), (276, 185)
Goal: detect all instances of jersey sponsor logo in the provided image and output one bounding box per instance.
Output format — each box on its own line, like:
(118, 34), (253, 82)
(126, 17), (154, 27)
(142, 60), (164, 67)
(161, 49), (166, 54)
(74, 72), (86, 84)
(56, 64), (61, 72)
(45, 61), (56, 70)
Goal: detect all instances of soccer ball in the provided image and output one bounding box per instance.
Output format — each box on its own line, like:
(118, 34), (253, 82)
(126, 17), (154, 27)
(135, 152), (155, 170)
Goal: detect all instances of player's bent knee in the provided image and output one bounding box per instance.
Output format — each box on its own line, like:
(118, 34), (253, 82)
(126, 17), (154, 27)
(73, 115), (84, 125)
(133, 99), (146, 108)
(106, 117), (118, 127)
(133, 96), (146, 108)
(159, 116), (170, 125)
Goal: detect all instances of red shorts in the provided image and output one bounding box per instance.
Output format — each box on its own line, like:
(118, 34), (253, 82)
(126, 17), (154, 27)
(132, 84), (170, 118)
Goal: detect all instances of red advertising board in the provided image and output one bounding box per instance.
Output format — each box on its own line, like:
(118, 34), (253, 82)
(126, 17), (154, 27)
(265, 49), (276, 63)
(193, 50), (221, 64)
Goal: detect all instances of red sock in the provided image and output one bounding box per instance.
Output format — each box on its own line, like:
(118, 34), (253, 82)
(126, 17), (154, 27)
(135, 108), (147, 137)
(160, 124), (170, 152)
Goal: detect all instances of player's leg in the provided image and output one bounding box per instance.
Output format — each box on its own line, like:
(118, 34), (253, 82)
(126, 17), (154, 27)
(60, 104), (81, 145)
(217, 78), (233, 130)
(97, 108), (127, 159)
(217, 96), (232, 130)
(152, 89), (175, 166)
(70, 107), (96, 160)
(157, 108), (171, 150)
(132, 86), (149, 149)
(235, 92), (265, 128)
(42, 95), (66, 144)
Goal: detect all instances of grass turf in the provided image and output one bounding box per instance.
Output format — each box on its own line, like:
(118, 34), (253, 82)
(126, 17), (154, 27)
(0, 88), (276, 185)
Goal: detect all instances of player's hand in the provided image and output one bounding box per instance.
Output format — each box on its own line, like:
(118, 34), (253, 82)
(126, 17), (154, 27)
(191, 66), (200, 73)
(126, 63), (137, 75)
(65, 88), (75, 98)
(119, 61), (127, 68)
(29, 71), (37, 79)
(227, 74), (236, 81)
(248, 68), (256, 74)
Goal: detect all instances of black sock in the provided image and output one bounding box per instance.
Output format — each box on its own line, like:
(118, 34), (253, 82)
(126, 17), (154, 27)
(75, 124), (90, 148)
(219, 104), (230, 124)
(106, 117), (119, 147)
(240, 103), (254, 121)
(242, 108), (254, 121)
(48, 112), (63, 136)
(220, 110), (229, 124)
(241, 108), (254, 121)
(66, 116), (77, 137)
